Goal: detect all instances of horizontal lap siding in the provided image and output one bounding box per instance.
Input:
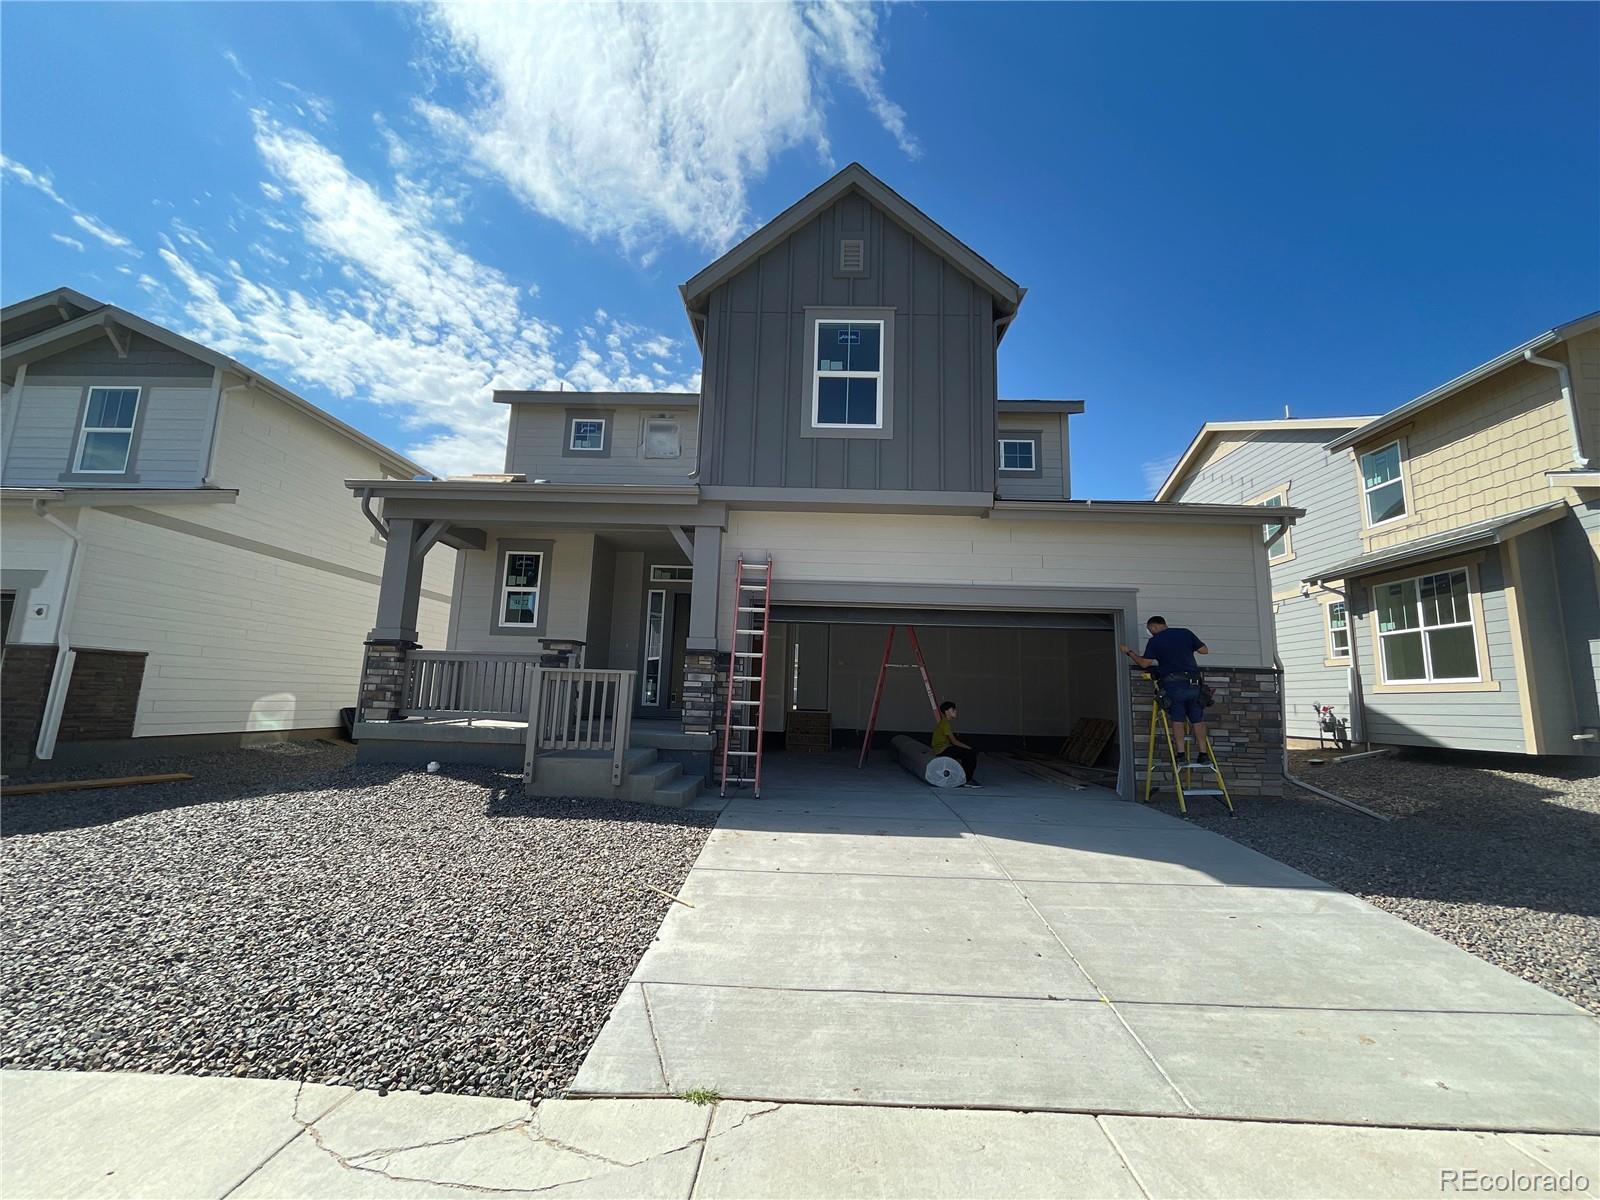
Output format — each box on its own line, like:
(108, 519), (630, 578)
(4, 384), (83, 483)
(722, 511), (1268, 666)
(996, 412), (1067, 500)
(1171, 428), (1364, 737)
(506, 404), (698, 483)
(447, 527), (595, 653)
(1355, 548), (1525, 752)
(65, 384), (453, 738)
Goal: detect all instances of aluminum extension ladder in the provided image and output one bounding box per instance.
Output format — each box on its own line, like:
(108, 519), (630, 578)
(1141, 678), (1236, 817)
(857, 626), (941, 768)
(719, 557), (774, 798)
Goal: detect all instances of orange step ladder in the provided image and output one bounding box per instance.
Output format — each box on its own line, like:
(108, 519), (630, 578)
(857, 626), (941, 767)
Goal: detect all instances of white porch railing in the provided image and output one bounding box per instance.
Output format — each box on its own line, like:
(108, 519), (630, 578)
(524, 668), (637, 787)
(401, 651), (544, 719)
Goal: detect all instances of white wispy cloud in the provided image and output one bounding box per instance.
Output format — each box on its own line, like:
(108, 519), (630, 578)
(2, 154), (141, 257)
(1141, 453), (1181, 497)
(417, 0), (915, 253)
(50, 233), (87, 252)
(159, 113), (695, 477)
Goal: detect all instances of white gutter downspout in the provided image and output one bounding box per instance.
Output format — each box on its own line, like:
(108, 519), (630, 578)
(1523, 350), (1589, 469)
(31, 500), (85, 761)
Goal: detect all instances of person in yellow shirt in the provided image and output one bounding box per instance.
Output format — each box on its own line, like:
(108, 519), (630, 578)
(931, 700), (982, 788)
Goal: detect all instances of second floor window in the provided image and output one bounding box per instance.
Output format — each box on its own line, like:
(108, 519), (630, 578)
(999, 439), (1036, 471)
(1360, 441), (1407, 527)
(569, 418), (606, 452)
(1262, 493), (1290, 561)
(75, 386), (140, 473)
(813, 319), (882, 427)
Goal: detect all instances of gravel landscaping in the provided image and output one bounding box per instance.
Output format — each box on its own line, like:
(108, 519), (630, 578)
(1, 742), (715, 1099)
(1165, 748), (1600, 1015)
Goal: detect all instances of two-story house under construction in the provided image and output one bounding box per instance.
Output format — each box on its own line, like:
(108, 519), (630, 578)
(1161, 312), (1600, 757)
(349, 165), (1297, 802)
(0, 289), (455, 771)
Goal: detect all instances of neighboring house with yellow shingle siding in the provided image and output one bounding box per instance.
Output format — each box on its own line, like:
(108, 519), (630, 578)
(1164, 312), (1600, 757)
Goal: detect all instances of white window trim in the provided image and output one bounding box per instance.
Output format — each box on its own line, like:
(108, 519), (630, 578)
(649, 565), (693, 582)
(497, 549), (543, 627)
(1371, 567), (1481, 685)
(568, 417), (607, 452)
(811, 318), (885, 430)
(73, 385), (141, 473)
(1359, 439), (1410, 530)
(640, 588), (666, 706)
(998, 438), (1037, 472)
(1249, 484), (1294, 562)
(1325, 601), (1351, 661)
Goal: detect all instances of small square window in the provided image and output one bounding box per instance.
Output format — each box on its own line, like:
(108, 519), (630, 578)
(643, 419), (681, 459)
(999, 439), (1036, 471)
(569, 418), (606, 451)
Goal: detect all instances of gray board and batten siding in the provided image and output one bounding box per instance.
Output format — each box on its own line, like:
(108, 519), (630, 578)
(696, 187), (1001, 496)
(501, 397), (700, 483)
(3, 333), (217, 489)
(1169, 426), (1364, 739)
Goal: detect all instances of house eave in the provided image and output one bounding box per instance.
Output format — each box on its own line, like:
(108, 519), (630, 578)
(991, 498), (1304, 527)
(1152, 417), (1379, 502)
(1302, 501), (1569, 584)
(494, 390), (701, 408)
(0, 485), (240, 508)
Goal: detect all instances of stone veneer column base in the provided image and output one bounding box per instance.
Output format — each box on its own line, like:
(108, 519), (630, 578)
(360, 641), (415, 722)
(1131, 665), (1284, 799)
(1, 645), (58, 772)
(680, 648), (730, 777)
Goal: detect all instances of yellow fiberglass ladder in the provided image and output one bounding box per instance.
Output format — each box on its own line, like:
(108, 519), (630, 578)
(720, 557), (774, 798)
(1141, 675), (1236, 817)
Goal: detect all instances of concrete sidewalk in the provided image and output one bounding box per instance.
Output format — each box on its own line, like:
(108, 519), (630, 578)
(3, 1070), (1596, 1199)
(576, 753), (1600, 1134)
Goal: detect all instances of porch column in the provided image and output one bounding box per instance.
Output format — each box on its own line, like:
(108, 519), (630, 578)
(682, 524), (725, 737)
(360, 518), (427, 722)
(686, 524), (722, 650)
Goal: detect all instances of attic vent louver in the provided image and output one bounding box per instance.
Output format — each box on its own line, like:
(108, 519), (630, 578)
(838, 238), (865, 273)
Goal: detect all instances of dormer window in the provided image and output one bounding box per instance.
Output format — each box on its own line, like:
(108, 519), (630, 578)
(74, 386), (140, 473)
(999, 438), (1036, 471)
(570, 419), (605, 451)
(562, 408), (613, 458)
(802, 307), (895, 441)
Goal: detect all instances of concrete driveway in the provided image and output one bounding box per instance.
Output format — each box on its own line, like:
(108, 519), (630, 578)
(573, 753), (1599, 1134)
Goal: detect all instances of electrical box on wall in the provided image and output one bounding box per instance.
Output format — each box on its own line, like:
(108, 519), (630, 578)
(30, 604), (49, 620)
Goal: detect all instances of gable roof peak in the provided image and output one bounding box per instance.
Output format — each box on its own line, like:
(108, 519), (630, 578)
(680, 163), (1024, 325)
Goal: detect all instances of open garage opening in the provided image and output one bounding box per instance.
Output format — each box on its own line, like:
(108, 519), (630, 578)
(761, 604), (1125, 789)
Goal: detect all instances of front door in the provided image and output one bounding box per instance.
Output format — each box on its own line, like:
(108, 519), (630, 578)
(638, 587), (691, 717)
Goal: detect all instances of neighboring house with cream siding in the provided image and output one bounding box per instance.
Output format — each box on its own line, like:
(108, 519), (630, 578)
(348, 165), (1295, 803)
(1162, 312), (1600, 757)
(0, 288), (454, 770)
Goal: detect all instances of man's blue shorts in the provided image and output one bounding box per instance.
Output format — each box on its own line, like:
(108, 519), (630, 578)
(1160, 678), (1205, 723)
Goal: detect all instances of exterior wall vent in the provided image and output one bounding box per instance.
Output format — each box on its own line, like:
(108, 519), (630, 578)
(838, 238), (866, 274)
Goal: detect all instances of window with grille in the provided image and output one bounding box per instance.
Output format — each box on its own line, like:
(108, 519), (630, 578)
(1372, 568), (1479, 683)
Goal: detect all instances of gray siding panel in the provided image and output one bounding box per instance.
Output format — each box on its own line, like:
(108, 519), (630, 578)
(1171, 428), (1365, 737)
(702, 193), (997, 494)
(27, 332), (213, 379)
(1354, 548), (1526, 752)
(1555, 502), (1600, 742)
(1516, 522), (1580, 746)
(996, 412), (1067, 500)
(504, 404), (698, 483)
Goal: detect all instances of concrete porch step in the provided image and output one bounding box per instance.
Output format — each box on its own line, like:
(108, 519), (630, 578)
(526, 747), (704, 808)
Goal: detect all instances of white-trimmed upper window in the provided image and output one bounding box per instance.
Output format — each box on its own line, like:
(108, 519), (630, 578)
(1360, 441), (1407, 527)
(1326, 602), (1350, 660)
(74, 386), (140, 473)
(998, 439), (1036, 472)
(1262, 492), (1291, 561)
(569, 418), (606, 452)
(1372, 568), (1479, 683)
(812, 319), (883, 428)
(499, 551), (543, 626)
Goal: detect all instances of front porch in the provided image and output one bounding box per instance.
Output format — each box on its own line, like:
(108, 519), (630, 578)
(351, 484), (733, 800)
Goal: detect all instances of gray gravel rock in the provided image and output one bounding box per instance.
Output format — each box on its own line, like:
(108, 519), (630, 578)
(1, 742), (714, 1099)
(1162, 748), (1600, 1015)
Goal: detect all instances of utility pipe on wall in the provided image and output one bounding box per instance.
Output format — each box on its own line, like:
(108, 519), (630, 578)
(31, 500), (84, 761)
(1522, 350), (1589, 469)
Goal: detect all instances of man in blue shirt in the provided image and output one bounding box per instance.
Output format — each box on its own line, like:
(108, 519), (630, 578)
(1121, 616), (1212, 763)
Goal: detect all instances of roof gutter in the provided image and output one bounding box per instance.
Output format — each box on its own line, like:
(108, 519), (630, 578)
(360, 488), (389, 539)
(1522, 350), (1589, 469)
(29, 499), (84, 761)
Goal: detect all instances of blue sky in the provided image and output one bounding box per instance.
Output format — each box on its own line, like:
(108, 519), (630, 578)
(3, 2), (1596, 495)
